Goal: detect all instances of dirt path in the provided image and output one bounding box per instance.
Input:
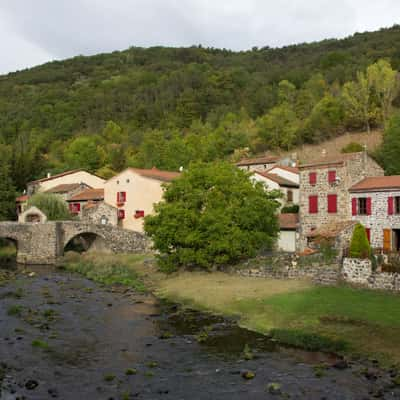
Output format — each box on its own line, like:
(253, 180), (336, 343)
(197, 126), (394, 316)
(1, 265), (399, 399)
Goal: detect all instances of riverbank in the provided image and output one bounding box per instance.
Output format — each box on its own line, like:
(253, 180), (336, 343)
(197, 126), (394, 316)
(62, 253), (400, 367)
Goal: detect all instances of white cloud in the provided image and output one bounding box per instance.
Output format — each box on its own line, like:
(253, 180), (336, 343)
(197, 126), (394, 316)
(1, 0), (400, 74)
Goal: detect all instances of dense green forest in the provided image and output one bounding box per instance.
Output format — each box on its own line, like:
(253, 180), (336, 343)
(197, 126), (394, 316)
(1, 25), (400, 203)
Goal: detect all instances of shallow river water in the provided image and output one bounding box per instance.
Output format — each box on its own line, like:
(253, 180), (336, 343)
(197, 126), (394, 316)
(1, 265), (399, 400)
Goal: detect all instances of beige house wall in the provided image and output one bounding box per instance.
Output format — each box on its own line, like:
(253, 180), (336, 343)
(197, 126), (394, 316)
(268, 167), (300, 185)
(37, 172), (105, 192)
(277, 230), (298, 252)
(104, 169), (166, 232)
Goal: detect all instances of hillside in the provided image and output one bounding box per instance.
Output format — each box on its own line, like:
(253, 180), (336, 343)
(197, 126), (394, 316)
(0, 25), (399, 190)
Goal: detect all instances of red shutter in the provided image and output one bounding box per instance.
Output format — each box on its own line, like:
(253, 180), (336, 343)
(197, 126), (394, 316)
(76, 203), (81, 212)
(118, 209), (125, 219)
(388, 197), (394, 215)
(352, 198), (357, 216)
(327, 194), (337, 213)
(309, 195), (318, 214)
(366, 197), (372, 215)
(121, 192), (126, 202)
(117, 192), (120, 203)
(328, 170), (336, 184)
(365, 228), (371, 243)
(309, 172), (317, 185)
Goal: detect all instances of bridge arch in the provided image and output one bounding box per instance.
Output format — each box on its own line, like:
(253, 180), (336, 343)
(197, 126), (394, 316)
(64, 231), (111, 254)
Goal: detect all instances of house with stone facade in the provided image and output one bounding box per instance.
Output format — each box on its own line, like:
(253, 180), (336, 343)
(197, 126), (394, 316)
(349, 176), (400, 252)
(104, 167), (181, 233)
(67, 188), (105, 216)
(299, 152), (384, 252)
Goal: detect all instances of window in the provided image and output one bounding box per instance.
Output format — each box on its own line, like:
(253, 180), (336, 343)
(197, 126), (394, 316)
(287, 190), (293, 203)
(117, 191), (126, 204)
(357, 198), (371, 215)
(309, 172), (317, 185)
(134, 210), (145, 219)
(309, 195), (318, 214)
(69, 203), (81, 214)
(327, 194), (337, 213)
(126, 179), (130, 183)
(118, 209), (125, 219)
(328, 170), (336, 184)
(396, 197), (400, 214)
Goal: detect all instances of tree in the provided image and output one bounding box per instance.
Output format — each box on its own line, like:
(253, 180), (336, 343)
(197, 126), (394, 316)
(349, 223), (371, 259)
(376, 113), (400, 174)
(257, 103), (299, 150)
(367, 59), (400, 126)
(144, 162), (280, 271)
(0, 150), (16, 221)
(27, 193), (72, 221)
(63, 136), (102, 172)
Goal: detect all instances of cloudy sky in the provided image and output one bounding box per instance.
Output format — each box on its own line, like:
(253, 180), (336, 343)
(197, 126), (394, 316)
(1, 0), (400, 74)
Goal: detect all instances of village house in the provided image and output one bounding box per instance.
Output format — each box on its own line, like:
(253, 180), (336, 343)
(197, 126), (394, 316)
(103, 167), (181, 233)
(298, 151), (384, 251)
(252, 171), (299, 207)
(45, 183), (91, 201)
(237, 155), (279, 172)
(278, 213), (299, 252)
(349, 176), (400, 252)
(67, 188), (105, 216)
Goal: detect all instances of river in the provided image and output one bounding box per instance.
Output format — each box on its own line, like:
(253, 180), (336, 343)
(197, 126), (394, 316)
(0, 264), (399, 399)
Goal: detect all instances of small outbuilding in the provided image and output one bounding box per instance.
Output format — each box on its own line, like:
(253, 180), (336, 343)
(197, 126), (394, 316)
(278, 213), (299, 253)
(18, 206), (47, 224)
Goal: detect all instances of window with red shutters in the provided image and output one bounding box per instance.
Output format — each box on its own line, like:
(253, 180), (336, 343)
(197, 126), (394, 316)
(352, 198), (357, 216)
(118, 209), (125, 219)
(327, 194), (337, 213)
(365, 228), (371, 243)
(69, 203), (81, 213)
(309, 172), (317, 185)
(366, 197), (372, 215)
(328, 170), (336, 184)
(395, 197), (400, 214)
(309, 195), (318, 214)
(117, 191), (127, 205)
(134, 210), (145, 219)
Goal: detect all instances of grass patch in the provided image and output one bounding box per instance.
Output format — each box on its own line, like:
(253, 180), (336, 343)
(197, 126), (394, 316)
(0, 245), (16, 262)
(31, 339), (49, 349)
(7, 305), (23, 316)
(61, 253), (150, 292)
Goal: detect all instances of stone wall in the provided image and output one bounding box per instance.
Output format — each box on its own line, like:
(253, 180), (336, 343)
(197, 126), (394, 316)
(81, 202), (118, 226)
(343, 258), (400, 291)
(234, 254), (341, 286)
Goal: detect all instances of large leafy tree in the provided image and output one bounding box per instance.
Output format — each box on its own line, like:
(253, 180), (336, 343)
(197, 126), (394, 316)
(144, 161), (280, 271)
(27, 193), (72, 221)
(377, 113), (400, 174)
(0, 146), (16, 221)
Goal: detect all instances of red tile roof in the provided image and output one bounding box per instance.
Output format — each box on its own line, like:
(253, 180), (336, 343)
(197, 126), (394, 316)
(299, 152), (363, 169)
(237, 155), (279, 166)
(68, 188), (104, 202)
(107, 167), (180, 182)
(279, 213), (299, 230)
(255, 171), (299, 188)
(350, 176), (400, 192)
(45, 183), (84, 194)
(16, 195), (29, 202)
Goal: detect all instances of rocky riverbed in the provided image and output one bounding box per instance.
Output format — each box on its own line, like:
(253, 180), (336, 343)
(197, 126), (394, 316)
(1, 264), (400, 400)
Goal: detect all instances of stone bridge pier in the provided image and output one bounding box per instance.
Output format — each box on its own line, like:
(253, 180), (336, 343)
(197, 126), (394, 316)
(0, 222), (151, 265)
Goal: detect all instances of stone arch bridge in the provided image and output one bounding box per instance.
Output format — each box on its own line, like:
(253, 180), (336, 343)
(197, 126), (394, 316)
(0, 222), (151, 264)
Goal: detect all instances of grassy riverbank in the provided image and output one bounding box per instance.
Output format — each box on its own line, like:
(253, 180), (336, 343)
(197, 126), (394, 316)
(62, 253), (400, 365)
(0, 245), (16, 263)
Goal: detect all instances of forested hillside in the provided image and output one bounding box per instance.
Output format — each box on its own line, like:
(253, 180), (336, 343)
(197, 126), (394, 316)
(1, 25), (400, 193)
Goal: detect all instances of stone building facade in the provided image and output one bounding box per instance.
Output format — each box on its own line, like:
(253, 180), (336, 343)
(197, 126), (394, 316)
(81, 202), (118, 227)
(349, 176), (400, 251)
(299, 152), (384, 250)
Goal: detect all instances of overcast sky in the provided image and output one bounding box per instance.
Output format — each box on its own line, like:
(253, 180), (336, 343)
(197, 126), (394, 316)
(1, 0), (400, 75)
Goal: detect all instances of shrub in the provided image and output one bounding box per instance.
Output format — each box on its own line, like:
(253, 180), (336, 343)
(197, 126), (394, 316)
(27, 193), (72, 221)
(341, 142), (364, 153)
(349, 223), (371, 259)
(281, 204), (299, 214)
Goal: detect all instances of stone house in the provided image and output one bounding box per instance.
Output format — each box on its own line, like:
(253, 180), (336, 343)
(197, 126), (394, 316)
(237, 155), (279, 172)
(252, 171), (299, 207)
(67, 188), (105, 216)
(349, 176), (400, 252)
(81, 202), (118, 226)
(103, 167), (181, 233)
(299, 152), (384, 251)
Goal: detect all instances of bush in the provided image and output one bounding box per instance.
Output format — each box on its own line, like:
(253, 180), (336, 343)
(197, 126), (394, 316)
(27, 193), (72, 221)
(281, 204), (299, 214)
(144, 161), (280, 271)
(349, 223), (371, 259)
(341, 142), (364, 153)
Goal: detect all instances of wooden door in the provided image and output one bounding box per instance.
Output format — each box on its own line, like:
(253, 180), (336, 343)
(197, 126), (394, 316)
(383, 229), (392, 252)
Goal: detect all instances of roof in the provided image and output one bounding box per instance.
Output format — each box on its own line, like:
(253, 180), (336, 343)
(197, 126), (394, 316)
(299, 152), (363, 169)
(279, 213), (299, 230)
(45, 183), (83, 194)
(237, 155), (279, 167)
(255, 171), (299, 188)
(350, 176), (400, 192)
(108, 167), (181, 183)
(28, 169), (84, 185)
(307, 220), (357, 238)
(16, 195), (29, 202)
(68, 188), (104, 202)
(267, 165), (299, 174)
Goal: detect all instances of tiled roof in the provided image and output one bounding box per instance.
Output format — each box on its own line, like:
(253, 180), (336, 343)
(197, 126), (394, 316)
(307, 220), (357, 238)
(255, 171), (299, 188)
(237, 155), (279, 166)
(350, 176), (400, 192)
(68, 188), (104, 202)
(28, 169), (84, 185)
(267, 165), (299, 174)
(16, 195), (29, 202)
(130, 167), (181, 182)
(299, 152), (362, 169)
(279, 213), (299, 230)
(45, 183), (83, 194)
